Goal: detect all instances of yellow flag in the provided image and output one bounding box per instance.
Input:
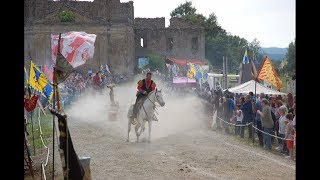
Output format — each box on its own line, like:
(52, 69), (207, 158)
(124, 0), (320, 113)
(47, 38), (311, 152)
(257, 56), (283, 89)
(281, 59), (288, 69)
(187, 63), (197, 78)
(29, 61), (53, 100)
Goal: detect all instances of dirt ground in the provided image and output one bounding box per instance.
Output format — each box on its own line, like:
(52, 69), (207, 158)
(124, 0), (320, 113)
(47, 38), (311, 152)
(55, 80), (295, 180)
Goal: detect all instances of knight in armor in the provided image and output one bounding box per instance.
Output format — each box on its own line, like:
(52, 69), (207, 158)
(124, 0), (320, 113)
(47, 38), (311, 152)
(130, 72), (156, 119)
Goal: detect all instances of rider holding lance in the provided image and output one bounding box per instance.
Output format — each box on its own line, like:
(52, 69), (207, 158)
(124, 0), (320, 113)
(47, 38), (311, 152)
(130, 72), (156, 119)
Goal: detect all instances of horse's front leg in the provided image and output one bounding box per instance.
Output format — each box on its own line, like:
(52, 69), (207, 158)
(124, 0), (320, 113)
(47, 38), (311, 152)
(127, 118), (131, 142)
(148, 120), (152, 143)
(135, 123), (140, 142)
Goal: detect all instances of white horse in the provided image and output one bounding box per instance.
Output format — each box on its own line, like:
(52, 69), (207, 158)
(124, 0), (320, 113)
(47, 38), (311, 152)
(127, 89), (165, 143)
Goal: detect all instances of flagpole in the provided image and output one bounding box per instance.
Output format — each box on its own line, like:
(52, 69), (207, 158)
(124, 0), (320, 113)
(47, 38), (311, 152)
(31, 110), (36, 156)
(255, 79), (257, 98)
(253, 51), (257, 98)
(27, 84), (36, 156)
(52, 67), (56, 180)
(56, 33), (68, 179)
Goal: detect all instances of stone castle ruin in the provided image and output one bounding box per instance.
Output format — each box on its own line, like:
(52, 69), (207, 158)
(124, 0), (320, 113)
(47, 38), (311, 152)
(24, 0), (205, 74)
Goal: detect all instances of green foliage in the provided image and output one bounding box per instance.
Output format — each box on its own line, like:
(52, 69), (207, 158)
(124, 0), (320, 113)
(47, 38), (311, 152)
(26, 109), (52, 150)
(203, 58), (212, 69)
(146, 54), (165, 71)
(58, 10), (75, 22)
(170, 1), (265, 74)
(170, 1), (197, 17)
(286, 39), (296, 72)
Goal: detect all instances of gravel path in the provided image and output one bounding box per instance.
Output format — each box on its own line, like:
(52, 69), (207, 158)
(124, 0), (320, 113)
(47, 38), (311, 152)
(60, 82), (295, 180)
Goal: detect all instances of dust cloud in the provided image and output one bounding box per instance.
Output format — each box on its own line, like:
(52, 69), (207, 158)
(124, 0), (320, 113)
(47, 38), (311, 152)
(66, 75), (212, 141)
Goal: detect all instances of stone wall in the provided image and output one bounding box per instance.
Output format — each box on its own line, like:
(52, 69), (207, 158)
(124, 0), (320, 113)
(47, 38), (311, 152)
(134, 18), (205, 62)
(24, 1), (207, 75)
(24, 24), (135, 74)
(169, 17), (203, 28)
(24, 0), (135, 74)
(134, 18), (165, 29)
(107, 25), (135, 74)
(25, 0), (134, 24)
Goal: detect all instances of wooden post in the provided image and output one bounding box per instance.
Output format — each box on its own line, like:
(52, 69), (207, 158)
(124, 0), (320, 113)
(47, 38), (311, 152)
(222, 56), (225, 89)
(25, 121), (35, 178)
(252, 124), (255, 145)
(225, 56), (228, 89)
(30, 111), (35, 156)
(52, 67), (56, 180)
(80, 157), (92, 180)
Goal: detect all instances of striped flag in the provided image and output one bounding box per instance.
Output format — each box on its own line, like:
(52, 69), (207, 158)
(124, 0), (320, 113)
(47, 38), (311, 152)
(50, 109), (85, 179)
(257, 56), (283, 89)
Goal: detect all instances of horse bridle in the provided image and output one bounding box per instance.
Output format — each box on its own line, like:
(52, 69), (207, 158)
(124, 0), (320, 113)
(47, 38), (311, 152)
(146, 90), (159, 107)
(142, 90), (159, 119)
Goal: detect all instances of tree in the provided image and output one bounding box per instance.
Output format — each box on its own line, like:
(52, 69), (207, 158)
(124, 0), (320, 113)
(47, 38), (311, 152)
(146, 54), (165, 71)
(58, 10), (75, 22)
(248, 38), (264, 69)
(170, 1), (197, 17)
(286, 39), (296, 72)
(169, 1), (263, 74)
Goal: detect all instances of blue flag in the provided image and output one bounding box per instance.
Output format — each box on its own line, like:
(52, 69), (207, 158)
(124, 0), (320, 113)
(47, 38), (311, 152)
(242, 49), (249, 64)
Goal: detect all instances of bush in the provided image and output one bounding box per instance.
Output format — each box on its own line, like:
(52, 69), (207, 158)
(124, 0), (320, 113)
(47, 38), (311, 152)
(58, 10), (75, 22)
(146, 54), (165, 71)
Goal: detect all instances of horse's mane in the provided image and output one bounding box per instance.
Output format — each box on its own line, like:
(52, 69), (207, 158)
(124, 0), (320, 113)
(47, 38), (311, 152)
(148, 90), (156, 97)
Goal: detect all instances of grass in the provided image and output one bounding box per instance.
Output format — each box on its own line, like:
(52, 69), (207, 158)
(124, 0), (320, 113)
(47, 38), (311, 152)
(26, 108), (53, 155)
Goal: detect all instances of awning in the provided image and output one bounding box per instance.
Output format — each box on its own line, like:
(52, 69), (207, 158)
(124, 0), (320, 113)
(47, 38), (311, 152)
(166, 58), (208, 66)
(228, 80), (286, 95)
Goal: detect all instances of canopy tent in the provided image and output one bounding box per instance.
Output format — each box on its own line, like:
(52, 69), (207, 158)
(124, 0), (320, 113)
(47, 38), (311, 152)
(227, 80), (286, 95)
(166, 58), (208, 66)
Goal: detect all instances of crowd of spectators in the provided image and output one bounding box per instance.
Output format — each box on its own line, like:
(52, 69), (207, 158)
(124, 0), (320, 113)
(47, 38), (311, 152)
(196, 82), (296, 161)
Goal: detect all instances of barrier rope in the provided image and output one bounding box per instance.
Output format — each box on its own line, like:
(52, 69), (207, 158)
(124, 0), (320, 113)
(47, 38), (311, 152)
(37, 107), (50, 179)
(41, 163), (47, 180)
(216, 116), (252, 127)
(215, 115), (294, 141)
(251, 125), (294, 141)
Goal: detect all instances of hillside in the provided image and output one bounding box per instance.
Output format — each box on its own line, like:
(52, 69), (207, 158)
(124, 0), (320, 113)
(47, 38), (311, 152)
(260, 47), (288, 61)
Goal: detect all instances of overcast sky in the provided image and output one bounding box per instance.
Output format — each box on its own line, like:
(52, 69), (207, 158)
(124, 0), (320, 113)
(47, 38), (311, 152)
(80, 0), (295, 48)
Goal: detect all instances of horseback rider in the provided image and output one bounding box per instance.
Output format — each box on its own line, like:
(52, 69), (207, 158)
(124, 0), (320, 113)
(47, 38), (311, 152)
(130, 72), (156, 119)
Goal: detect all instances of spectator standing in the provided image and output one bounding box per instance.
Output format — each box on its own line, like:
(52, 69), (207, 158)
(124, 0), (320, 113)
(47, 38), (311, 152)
(93, 72), (102, 90)
(257, 98), (274, 150)
(277, 105), (289, 155)
(235, 104), (243, 136)
(240, 95), (254, 138)
(284, 113), (295, 160)
(212, 91), (222, 131)
(253, 93), (265, 146)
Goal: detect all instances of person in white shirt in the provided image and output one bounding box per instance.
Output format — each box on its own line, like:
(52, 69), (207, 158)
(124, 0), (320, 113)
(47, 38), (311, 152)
(235, 104), (243, 136)
(278, 105), (288, 155)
